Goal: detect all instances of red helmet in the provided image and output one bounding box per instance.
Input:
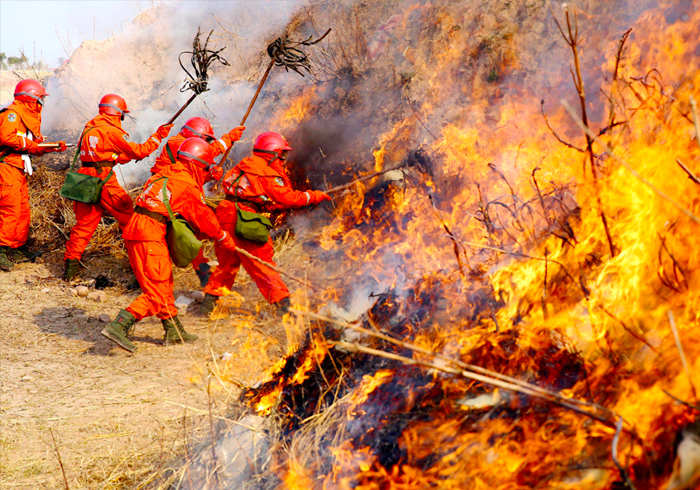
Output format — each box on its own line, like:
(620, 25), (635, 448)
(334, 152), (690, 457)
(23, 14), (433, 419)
(98, 94), (129, 116)
(177, 137), (214, 169)
(253, 132), (292, 158)
(181, 117), (215, 140)
(14, 79), (48, 102)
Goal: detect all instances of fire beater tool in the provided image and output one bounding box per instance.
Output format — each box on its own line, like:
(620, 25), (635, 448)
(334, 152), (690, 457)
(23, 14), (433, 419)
(38, 143), (76, 148)
(165, 28), (229, 126)
(218, 28), (332, 171)
(325, 146), (432, 195)
(325, 163), (410, 195)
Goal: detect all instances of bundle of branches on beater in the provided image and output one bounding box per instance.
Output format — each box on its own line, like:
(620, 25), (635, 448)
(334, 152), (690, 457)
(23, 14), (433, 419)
(266, 29), (332, 76)
(166, 28), (229, 125)
(179, 28), (229, 94)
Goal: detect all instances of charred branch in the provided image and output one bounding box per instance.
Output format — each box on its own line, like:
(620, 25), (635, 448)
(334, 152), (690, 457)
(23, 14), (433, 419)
(540, 100), (584, 153)
(605, 29), (633, 139)
(676, 158), (700, 187)
(428, 193), (469, 279)
(657, 233), (688, 293)
(550, 5), (617, 258)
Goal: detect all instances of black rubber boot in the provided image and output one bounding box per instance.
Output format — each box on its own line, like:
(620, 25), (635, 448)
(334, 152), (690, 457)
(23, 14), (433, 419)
(198, 293), (219, 316)
(0, 247), (13, 272)
(63, 259), (80, 281)
(162, 316), (198, 344)
(101, 309), (138, 352)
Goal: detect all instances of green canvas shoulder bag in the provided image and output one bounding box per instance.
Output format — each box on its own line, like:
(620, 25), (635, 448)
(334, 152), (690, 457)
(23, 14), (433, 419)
(160, 177), (203, 268)
(59, 127), (114, 204)
(230, 172), (273, 244)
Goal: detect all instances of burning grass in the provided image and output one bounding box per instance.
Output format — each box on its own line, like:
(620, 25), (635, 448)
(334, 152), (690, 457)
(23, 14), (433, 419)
(217, 1), (700, 488)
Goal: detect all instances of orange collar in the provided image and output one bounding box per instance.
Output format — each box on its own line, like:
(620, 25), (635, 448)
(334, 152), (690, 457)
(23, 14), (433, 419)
(235, 154), (286, 178)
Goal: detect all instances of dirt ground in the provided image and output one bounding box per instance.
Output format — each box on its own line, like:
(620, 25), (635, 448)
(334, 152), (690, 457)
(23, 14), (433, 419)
(0, 250), (298, 489)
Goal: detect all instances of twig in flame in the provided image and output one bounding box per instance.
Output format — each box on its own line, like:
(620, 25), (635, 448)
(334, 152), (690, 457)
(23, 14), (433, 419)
(668, 311), (698, 403)
(562, 99), (700, 225)
(292, 309), (630, 431)
(549, 4), (617, 257)
(690, 97), (700, 148)
(612, 416), (637, 490)
(676, 158), (700, 187)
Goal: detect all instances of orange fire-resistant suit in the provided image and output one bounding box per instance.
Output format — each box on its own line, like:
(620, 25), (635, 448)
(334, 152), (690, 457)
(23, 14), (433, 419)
(123, 163), (235, 320)
(150, 130), (240, 271)
(64, 114), (169, 260)
(203, 154), (328, 304)
(0, 100), (46, 248)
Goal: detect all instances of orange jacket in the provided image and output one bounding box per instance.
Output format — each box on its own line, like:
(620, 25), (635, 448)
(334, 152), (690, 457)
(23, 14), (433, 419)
(124, 162), (227, 242)
(221, 154), (313, 212)
(0, 100), (45, 170)
(150, 131), (236, 175)
(79, 114), (161, 164)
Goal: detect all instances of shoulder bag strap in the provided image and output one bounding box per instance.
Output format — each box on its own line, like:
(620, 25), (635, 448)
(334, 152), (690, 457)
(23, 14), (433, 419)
(160, 177), (176, 221)
(71, 126), (98, 171)
(165, 143), (176, 165)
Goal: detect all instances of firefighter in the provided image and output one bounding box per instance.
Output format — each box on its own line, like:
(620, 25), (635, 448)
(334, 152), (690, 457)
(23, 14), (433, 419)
(199, 131), (331, 316)
(0, 79), (67, 271)
(150, 116), (245, 286)
(101, 137), (239, 353)
(62, 94), (173, 280)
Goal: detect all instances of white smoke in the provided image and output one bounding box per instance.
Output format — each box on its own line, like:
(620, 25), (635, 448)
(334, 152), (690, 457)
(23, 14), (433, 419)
(41, 0), (312, 183)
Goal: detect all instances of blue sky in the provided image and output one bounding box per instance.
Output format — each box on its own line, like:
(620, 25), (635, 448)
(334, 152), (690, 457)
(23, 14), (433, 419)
(0, 0), (152, 67)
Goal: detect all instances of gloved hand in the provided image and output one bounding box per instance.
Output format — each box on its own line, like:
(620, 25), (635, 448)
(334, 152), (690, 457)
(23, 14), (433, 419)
(209, 165), (223, 181)
(154, 124), (174, 140)
(28, 141), (50, 156)
(216, 231), (237, 252)
(36, 141), (68, 154)
(227, 126), (245, 142)
(309, 190), (332, 204)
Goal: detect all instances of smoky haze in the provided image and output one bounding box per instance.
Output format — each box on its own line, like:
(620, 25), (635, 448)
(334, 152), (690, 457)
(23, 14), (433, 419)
(41, 0), (312, 185)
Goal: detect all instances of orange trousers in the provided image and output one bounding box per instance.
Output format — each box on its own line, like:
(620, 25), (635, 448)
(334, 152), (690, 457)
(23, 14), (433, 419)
(0, 163), (30, 248)
(204, 217), (289, 304)
(64, 169), (134, 260)
(124, 239), (178, 320)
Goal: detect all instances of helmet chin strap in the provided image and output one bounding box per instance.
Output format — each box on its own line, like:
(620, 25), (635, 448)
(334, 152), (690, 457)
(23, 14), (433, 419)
(254, 148), (280, 164)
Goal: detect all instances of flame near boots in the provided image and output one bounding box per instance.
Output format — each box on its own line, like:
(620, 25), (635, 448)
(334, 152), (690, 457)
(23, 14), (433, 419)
(162, 316), (198, 345)
(197, 293), (219, 316)
(101, 309), (138, 353)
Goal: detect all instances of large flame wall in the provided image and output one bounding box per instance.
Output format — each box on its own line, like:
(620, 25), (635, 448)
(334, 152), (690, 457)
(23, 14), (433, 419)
(247, 0), (700, 488)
